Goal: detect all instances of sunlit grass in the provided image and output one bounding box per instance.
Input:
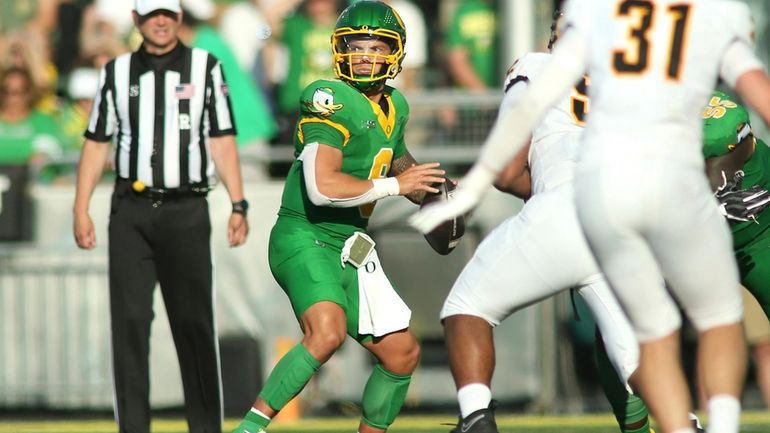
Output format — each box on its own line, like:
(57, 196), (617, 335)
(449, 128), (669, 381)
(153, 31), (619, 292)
(1, 412), (769, 433)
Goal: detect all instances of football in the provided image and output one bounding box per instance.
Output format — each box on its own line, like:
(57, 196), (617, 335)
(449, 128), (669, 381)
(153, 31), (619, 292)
(420, 179), (465, 255)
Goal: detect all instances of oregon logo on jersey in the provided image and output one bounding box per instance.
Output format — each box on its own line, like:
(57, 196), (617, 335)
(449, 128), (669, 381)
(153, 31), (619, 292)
(304, 87), (344, 116)
(703, 94), (738, 120)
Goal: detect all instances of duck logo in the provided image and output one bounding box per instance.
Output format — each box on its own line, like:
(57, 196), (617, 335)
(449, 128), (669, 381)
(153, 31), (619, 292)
(309, 88), (343, 116)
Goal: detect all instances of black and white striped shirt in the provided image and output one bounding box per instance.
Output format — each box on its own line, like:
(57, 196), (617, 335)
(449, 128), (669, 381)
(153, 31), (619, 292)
(85, 42), (236, 188)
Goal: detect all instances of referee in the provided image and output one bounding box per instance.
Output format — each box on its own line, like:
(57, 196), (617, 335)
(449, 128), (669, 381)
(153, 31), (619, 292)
(73, 1), (248, 432)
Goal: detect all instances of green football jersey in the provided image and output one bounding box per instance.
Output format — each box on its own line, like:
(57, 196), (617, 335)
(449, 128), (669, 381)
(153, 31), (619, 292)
(733, 138), (770, 248)
(277, 79), (409, 243)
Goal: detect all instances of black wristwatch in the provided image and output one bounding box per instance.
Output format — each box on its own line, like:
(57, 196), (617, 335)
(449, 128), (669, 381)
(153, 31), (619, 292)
(232, 199), (249, 216)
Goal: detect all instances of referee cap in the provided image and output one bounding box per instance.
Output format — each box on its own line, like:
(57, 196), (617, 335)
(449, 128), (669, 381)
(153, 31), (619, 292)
(703, 91), (751, 159)
(135, 0), (181, 16)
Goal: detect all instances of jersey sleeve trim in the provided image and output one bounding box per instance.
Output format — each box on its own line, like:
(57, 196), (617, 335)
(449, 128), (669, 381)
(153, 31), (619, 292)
(298, 117), (351, 146)
(504, 75), (529, 94)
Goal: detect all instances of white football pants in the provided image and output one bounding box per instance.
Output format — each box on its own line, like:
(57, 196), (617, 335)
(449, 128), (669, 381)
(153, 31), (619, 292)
(441, 184), (638, 383)
(574, 158), (743, 342)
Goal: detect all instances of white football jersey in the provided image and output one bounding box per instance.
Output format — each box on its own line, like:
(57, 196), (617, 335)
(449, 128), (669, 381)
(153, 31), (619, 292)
(562, 0), (764, 167)
(502, 52), (587, 195)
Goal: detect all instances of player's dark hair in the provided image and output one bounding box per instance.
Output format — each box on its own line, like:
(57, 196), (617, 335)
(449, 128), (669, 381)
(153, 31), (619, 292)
(548, 9), (564, 52)
(180, 8), (204, 27)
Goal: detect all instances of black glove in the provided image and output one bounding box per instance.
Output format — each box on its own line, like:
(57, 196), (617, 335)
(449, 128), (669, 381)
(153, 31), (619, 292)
(716, 182), (770, 223)
(714, 170), (745, 197)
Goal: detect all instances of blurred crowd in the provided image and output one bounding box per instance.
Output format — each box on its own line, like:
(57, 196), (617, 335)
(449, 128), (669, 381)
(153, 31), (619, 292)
(0, 0), (505, 182)
(0, 0), (767, 182)
(4, 0), (770, 183)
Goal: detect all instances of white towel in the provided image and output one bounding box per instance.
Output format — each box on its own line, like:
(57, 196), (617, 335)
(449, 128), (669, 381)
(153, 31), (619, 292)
(356, 250), (412, 337)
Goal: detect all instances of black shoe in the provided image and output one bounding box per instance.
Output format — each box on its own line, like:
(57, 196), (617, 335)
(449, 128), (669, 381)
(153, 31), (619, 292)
(450, 400), (499, 433)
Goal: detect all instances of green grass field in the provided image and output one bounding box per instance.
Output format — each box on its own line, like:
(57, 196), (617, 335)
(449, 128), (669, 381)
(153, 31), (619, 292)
(2, 412), (770, 433)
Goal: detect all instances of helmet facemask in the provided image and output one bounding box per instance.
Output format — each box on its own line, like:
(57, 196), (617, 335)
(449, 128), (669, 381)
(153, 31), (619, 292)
(332, 26), (404, 91)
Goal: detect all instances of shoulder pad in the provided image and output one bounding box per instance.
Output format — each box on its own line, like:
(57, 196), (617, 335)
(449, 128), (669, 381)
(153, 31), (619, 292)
(503, 52), (550, 93)
(300, 80), (358, 119)
(703, 91), (751, 158)
(725, 2), (755, 45)
(298, 80), (360, 145)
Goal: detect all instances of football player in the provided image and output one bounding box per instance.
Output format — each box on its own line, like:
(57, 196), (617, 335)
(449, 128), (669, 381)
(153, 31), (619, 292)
(440, 10), (665, 433)
(411, 1), (770, 432)
(597, 89), (770, 433)
(702, 91), (770, 287)
(230, 2), (445, 433)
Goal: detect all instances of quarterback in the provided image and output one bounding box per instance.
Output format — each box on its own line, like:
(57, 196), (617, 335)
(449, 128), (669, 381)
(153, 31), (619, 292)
(231, 2), (445, 433)
(412, 1), (770, 432)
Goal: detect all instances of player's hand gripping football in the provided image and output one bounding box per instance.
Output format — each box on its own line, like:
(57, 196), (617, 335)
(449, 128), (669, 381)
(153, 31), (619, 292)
(395, 162), (446, 195)
(409, 164), (496, 233)
(715, 170), (770, 222)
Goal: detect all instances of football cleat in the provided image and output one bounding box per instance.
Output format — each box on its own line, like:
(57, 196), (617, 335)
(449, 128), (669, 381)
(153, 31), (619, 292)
(450, 400), (499, 433)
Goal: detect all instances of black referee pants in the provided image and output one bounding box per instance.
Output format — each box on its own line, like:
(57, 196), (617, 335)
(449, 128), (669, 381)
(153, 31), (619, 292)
(108, 181), (221, 433)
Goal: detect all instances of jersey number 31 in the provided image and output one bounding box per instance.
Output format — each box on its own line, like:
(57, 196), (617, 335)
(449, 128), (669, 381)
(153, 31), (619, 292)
(612, 0), (691, 80)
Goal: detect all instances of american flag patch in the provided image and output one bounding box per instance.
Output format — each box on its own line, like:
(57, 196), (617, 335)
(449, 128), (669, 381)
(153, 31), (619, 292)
(220, 83), (230, 97)
(175, 84), (195, 99)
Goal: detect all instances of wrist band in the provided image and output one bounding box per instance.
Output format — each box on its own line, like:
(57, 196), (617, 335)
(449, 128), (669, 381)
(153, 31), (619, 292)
(372, 177), (400, 197)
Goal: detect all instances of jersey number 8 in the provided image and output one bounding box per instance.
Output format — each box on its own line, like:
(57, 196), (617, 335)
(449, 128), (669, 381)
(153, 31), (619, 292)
(359, 148), (393, 218)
